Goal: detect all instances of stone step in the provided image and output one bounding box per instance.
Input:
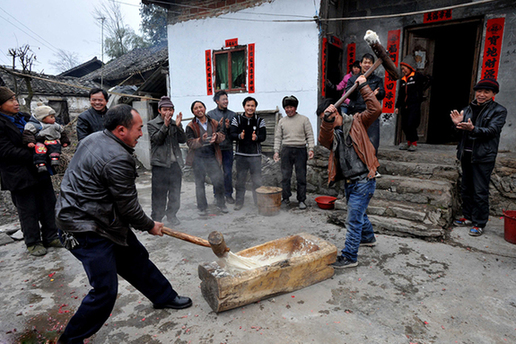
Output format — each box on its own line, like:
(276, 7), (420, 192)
(378, 159), (458, 182)
(327, 211), (444, 238)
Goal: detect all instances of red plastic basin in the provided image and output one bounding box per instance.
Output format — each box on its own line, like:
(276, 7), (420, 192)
(315, 196), (338, 210)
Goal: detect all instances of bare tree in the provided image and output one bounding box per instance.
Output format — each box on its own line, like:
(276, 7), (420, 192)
(93, 0), (148, 59)
(50, 49), (80, 73)
(7, 45), (36, 112)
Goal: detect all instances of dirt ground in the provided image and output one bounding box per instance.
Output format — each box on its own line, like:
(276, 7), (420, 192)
(1, 171), (516, 344)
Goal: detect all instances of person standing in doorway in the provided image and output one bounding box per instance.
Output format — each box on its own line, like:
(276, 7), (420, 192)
(274, 95), (315, 209)
(326, 61), (361, 114)
(148, 96), (186, 226)
(346, 53), (385, 154)
(450, 78), (507, 237)
(395, 55), (429, 152)
(0, 87), (62, 257)
(207, 90), (237, 204)
(185, 101), (228, 216)
(230, 97), (266, 211)
(77, 88), (109, 141)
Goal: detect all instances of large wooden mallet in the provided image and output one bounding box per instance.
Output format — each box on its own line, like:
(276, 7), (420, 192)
(162, 227), (230, 258)
(333, 30), (401, 109)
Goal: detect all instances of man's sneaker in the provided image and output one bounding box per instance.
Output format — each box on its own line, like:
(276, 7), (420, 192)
(298, 201), (307, 210)
(399, 143), (409, 150)
(225, 195), (235, 204)
(27, 244), (47, 256)
(218, 205), (229, 213)
(198, 209), (208, 216)
(282, 199), (291, 206)
(45, 239), (64, 248)
(454, 217), (472, 226)
(234, 204), (243, 211)
(359, 238), (377, 247)
(408, 144), (418, 152)
(469, 226), (484, 237)
(331, 255), (358, 269)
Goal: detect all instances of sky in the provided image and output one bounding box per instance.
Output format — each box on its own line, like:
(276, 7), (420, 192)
(0, 0), (142, 75)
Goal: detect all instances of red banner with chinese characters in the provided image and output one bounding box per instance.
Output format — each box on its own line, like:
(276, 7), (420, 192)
(382, 30), (400, 114)
(321, 37), (328, 97)
(248, 43), (255, 93)
(205, 50), (213, 96)
(423, 9), (452, 23)
(346, 43), (356, 74)
(225, 38), (238, 48)
(481, 17), (505, 80)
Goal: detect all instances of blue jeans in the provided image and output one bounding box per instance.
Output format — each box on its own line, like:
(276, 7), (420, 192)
(342, 178), (376, 262)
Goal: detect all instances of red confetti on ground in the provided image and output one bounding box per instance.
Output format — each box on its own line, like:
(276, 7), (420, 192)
(58, 304), (70, 314)
(291, 295), (295, 298)
(142, 318), (145, 321)
(441, 325), (445, 329)
(424, 321), (429, 325)
(358, 278), (361, 281)
(48, 272), (56, 278)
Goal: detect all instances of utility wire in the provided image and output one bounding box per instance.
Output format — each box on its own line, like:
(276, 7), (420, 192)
(0, 7), (60, 54)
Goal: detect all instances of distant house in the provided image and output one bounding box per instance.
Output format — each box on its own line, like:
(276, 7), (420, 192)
(0, 67), (100, 123)
(142, 0), (516, 152)
(59, 57), (103, 78)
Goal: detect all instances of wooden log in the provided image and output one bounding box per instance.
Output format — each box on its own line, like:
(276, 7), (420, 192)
(198, 233), (337, 312)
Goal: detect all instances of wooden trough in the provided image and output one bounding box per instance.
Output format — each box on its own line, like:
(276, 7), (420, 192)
(198, 233), (337, 313)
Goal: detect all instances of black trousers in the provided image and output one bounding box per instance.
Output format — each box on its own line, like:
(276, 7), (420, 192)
(58, 230), (178, 344)
(151, 163), (182, 222)
(460, 153), (495, 228)
(400, 104), (421, 143)
(193, 155), (225, 211)
(235, 155), (262, 206)
(10, 177), (58, 247)
(280, 147), (307, 202)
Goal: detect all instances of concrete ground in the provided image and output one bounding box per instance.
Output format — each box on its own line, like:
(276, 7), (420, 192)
(1, 170), (516, 344)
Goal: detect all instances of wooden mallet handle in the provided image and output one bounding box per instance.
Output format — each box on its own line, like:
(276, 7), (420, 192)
(162, 227), (211, 248)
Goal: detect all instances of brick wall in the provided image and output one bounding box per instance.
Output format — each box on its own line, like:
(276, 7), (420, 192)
(167, 0), (273, 23)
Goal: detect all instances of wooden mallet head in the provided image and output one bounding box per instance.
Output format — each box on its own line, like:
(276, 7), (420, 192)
(208, 231), (231, 258)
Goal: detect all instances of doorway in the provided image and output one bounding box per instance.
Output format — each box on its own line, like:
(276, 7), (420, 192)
(398, 19), (482, 144)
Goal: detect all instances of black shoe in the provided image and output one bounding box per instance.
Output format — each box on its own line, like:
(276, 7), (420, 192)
(153, 296), (192, 309)
(218, 205), (229, 213)
(234, 203), (243, 211)
(282, 199), (290, 206)
(359, 238), (377, 247)
(167, 216), (181, 226)
(331, 255), (358, 269)
(199, 209), (208, 216)
(225, 195), (235, 204)
(36, 164), (47, 173)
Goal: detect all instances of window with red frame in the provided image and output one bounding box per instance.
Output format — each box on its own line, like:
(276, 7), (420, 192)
(214, 46), (247, 92)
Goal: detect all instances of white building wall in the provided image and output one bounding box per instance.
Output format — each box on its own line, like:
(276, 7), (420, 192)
(167, 0), (321, 135)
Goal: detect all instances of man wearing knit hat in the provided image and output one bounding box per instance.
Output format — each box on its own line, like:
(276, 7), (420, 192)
(22, 103), (70, 173)
(395, 55), (430, 152)
(273, 95), (315, 209)
(450, 78), (507, 237)
(0, 87), (61, 256)
(147, 96), (185, 226)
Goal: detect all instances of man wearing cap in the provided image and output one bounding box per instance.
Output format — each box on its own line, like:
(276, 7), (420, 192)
(395, 55), (430, 152)
(273, 95), (315, 209)
(450, 78), (507, 237)
(147, 96), (185, 226)
(0, 87), (61, 256)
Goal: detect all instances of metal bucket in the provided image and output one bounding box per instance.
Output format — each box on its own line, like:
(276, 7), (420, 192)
(255, 186), (282, 216)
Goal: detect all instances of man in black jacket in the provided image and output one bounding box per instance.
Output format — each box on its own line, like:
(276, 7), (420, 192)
(56, 104), (191, 344)
(230, 96), (266, 210)
(76, 88), (109, 141)
(0, 87), (61, 256)
(450, 78), (507, 237)
(346, 53), (385, 154)
(148, 96), (185, 226)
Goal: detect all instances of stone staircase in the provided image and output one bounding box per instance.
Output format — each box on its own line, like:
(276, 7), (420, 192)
(333, 145), (460, 239)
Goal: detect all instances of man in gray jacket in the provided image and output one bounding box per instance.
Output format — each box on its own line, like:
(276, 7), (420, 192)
(148, 96), (185, 226)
